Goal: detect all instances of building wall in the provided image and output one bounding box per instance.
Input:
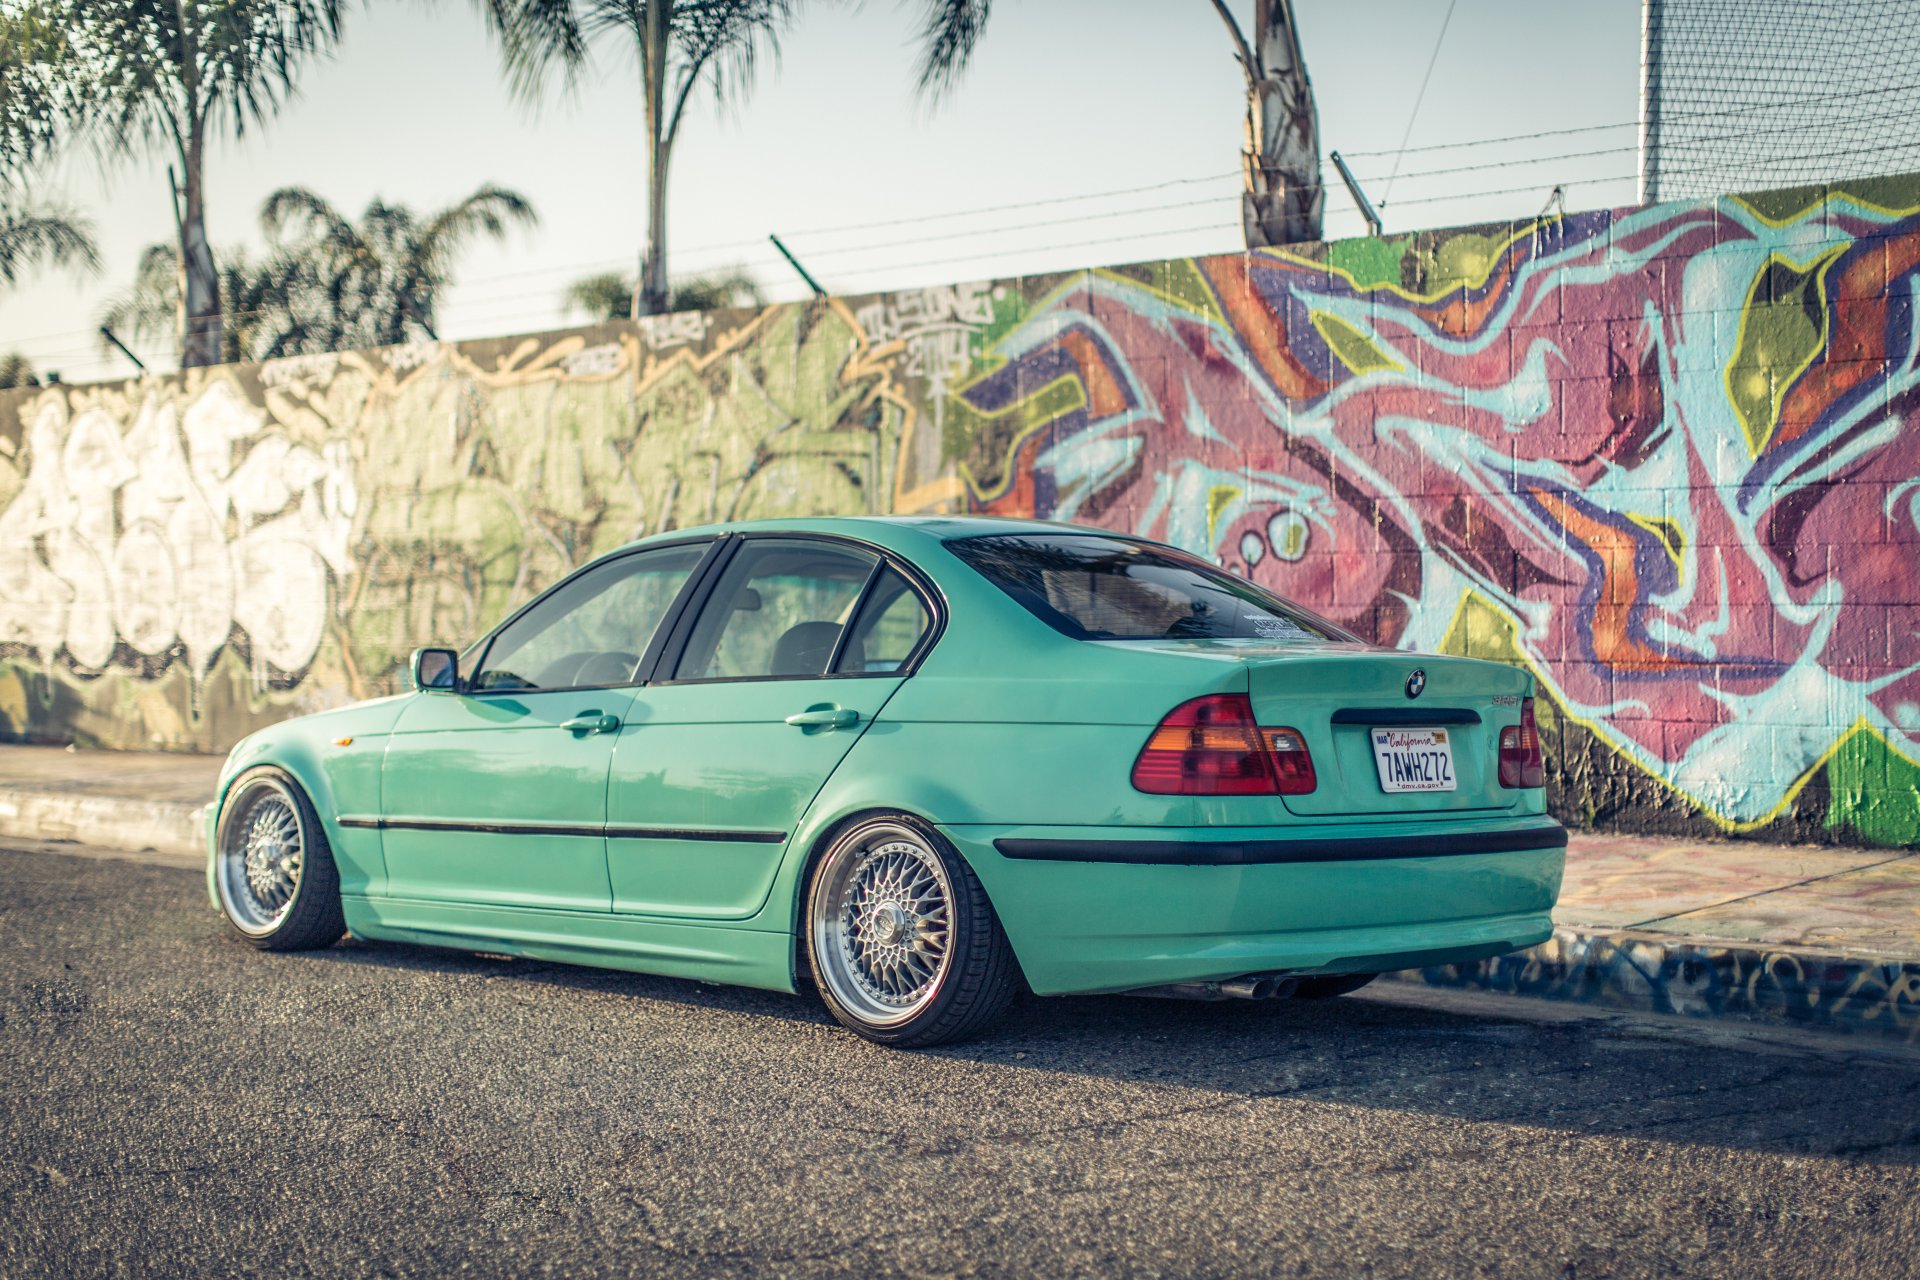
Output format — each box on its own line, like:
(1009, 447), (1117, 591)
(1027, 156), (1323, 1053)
(3, 173), (1918, 845)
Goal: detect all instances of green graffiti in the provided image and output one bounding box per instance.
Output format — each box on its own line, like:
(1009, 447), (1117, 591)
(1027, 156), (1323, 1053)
(1825, 728), (1920, 847)
(1326, 234), (1415, 290)
(1726, 246), (1845, 456)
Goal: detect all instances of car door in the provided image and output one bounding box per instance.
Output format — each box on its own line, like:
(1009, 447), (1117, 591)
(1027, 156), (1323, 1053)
(605, 537), (938, 918)
(380, 540), (714, 912)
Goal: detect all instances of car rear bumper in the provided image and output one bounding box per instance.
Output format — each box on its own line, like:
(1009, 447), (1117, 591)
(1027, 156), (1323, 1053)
(941, 818), (1566, 996)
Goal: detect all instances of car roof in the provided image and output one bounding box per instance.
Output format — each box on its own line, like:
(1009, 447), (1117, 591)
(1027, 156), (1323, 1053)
(618, 514), (1122, 556)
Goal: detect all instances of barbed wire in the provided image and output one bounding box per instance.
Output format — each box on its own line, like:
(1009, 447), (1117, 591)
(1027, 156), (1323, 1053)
(15, 94), (1920, 375)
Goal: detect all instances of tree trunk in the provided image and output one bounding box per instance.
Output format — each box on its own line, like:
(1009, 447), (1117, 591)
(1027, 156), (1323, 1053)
(1242, 0), (1322, 247)
(177, 131), (223, 368)
(635, 2), (672, 316)
(638, 142), (670, 314)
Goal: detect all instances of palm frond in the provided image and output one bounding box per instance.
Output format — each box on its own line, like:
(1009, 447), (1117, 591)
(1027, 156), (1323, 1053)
(0, 351), (38, 389)
(473, 0), (595, 104)
(911, 0), (990, 103)
(562, 269), (637, 321)
(668, 265), (762, 311)
(0, 203), (100, 287)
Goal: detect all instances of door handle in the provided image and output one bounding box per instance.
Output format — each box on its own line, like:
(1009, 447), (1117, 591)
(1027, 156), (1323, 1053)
(785, 706), (859, 730)
(562, 712), (621, 735)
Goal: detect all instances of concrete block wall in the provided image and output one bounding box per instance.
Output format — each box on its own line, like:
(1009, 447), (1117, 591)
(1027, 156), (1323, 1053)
(3, 171), (1918, 846)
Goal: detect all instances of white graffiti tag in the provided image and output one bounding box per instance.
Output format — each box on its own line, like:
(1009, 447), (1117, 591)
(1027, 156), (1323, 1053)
(0, 382), (358, 678)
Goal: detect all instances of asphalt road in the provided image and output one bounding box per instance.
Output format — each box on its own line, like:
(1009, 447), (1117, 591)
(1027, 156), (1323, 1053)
(2, 846), (1918, 1280)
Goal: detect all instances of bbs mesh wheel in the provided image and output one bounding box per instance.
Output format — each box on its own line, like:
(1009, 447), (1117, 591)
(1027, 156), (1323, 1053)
(806, 814), (1017, 1048)
(214, 767), (345, 951)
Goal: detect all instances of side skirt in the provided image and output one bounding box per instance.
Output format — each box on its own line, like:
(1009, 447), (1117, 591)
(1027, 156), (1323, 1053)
(341, 895), (799, 994)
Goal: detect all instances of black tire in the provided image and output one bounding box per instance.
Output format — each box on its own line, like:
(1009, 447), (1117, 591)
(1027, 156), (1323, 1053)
(806, 813), (1018, 1048)
(213, 766), (346, 952)
(1293, 972), (1379, 1000)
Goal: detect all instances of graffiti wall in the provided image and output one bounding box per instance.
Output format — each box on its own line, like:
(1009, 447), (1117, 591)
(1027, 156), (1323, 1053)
(3, 172), (1919, 846)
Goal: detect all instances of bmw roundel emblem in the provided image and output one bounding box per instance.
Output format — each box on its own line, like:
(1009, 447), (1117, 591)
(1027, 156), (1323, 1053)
(1405, 668), (1427, 699)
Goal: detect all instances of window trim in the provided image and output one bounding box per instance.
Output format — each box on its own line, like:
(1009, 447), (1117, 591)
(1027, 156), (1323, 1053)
(459, 536), (724, 697)
(648, 531), (947, 688)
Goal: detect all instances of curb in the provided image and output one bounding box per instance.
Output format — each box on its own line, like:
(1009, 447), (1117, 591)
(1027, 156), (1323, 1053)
(1385, 925), (1920, 1047)
(0, 788), (205, 860)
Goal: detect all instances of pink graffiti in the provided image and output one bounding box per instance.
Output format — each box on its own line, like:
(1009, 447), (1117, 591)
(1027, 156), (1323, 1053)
(965, 195), (1920, 825)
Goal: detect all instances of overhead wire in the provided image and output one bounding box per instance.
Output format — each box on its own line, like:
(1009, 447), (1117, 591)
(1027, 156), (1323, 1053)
(1378, 0), (1459, 207)
(16, 75), (1920, 370)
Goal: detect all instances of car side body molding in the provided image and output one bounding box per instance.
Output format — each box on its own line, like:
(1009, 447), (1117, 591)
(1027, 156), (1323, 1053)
(992, 822), (1567, 866)
(336, 816), (786, 844)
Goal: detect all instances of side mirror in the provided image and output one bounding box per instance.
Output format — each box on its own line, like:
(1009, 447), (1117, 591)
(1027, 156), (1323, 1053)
(410, 647), (460, 692)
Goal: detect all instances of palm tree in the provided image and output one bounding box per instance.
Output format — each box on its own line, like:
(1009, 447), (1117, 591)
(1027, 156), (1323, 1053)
(0, 351), (37, 389)
(3, 1), (349, 367)
(913, 0), (1323, 246)
(475, 0), (801, 315)
(261, 184), (538, 348)
(0, 204), (99, 287)
(101, 184), (539, 363)
(98, 243), (283, 366)
(561, 265), (763, 321)
(0, 9), (58, 182)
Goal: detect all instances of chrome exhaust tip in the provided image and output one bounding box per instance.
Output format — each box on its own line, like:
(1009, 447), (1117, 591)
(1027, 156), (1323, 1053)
(1126, 971), (1299, 1001)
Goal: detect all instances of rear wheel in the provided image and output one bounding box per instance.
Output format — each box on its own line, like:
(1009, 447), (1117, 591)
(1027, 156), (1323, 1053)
(214, 767), (345, 951)
(806, 814), (1016, 1048)
(1294, 972), (1379, 999)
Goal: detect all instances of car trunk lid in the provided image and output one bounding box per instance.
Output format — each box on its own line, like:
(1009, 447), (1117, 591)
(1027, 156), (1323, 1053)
(1241, 650), (1528, 819)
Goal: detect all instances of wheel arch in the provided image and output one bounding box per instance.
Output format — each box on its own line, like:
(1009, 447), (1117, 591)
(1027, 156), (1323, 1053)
(777, 777), (1025, 993)
(207, 732), (358, 904)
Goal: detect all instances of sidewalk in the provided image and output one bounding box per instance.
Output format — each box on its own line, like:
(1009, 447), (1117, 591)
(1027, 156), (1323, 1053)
(2, 743), (1915, 1045)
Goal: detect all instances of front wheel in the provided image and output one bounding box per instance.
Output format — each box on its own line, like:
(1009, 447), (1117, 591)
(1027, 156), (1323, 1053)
(806, 814), (1017, 1048)
(214, 767), (345, 951)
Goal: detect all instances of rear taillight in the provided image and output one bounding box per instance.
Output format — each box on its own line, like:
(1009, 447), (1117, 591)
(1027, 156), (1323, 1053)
(1498, 697), (1545, 788)
(1131, 695), (1317, 796)
(1264, 727), (1317, 794)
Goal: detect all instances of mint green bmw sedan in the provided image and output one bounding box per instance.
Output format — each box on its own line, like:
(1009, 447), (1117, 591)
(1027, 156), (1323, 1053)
(208, 516), (1564, 1047)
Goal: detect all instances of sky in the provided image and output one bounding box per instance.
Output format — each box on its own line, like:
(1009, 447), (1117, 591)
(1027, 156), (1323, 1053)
(0, 1), (1641, 384)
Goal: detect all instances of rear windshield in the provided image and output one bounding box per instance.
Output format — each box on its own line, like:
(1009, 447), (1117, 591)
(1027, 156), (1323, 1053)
(947, 533), (1356, 643)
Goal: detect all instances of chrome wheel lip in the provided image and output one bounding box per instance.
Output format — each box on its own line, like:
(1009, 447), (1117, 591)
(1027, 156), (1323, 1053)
(216, 777), (305, 937)
(813, 821), (956, 1028)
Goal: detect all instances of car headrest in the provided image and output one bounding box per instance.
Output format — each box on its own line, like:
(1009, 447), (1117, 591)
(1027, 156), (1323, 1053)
(770, 621), (856, 677)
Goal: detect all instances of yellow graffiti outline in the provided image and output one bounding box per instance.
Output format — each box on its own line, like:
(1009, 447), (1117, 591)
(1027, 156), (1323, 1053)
(1260, 219), (1550, 302)
(1308, 311), (1403, 375)
(1088, 264), (1226, 323)
(831, 296), (961, 515)
(1729, 186), (1920, 228)
(1721, 244), (1847, 457)
(1624, 511), (1687, 577)
(1206, 484), (1244, 547)
(947, 266), (1238, 507)
(944, 273), (1094, 507)
(1431, 588), (1918, 833)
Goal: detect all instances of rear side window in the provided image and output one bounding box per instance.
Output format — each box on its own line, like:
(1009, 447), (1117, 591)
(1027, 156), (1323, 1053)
(947, 533), (1354, 643)
(673, 540), (879, 681)
(834, 568), (931, 674)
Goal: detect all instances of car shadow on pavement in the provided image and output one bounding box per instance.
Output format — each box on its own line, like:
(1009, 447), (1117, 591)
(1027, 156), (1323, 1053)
(302, 934), (1920, 1169)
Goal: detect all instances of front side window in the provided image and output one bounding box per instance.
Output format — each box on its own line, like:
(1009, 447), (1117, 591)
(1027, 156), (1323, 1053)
(673, 540), (880, 681)
(947, 533), (1354, 643)
(471, 543), (708, 691)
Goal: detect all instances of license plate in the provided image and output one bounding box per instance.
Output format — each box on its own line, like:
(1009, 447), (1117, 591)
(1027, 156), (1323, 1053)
(1370, 727), (1457, 793)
